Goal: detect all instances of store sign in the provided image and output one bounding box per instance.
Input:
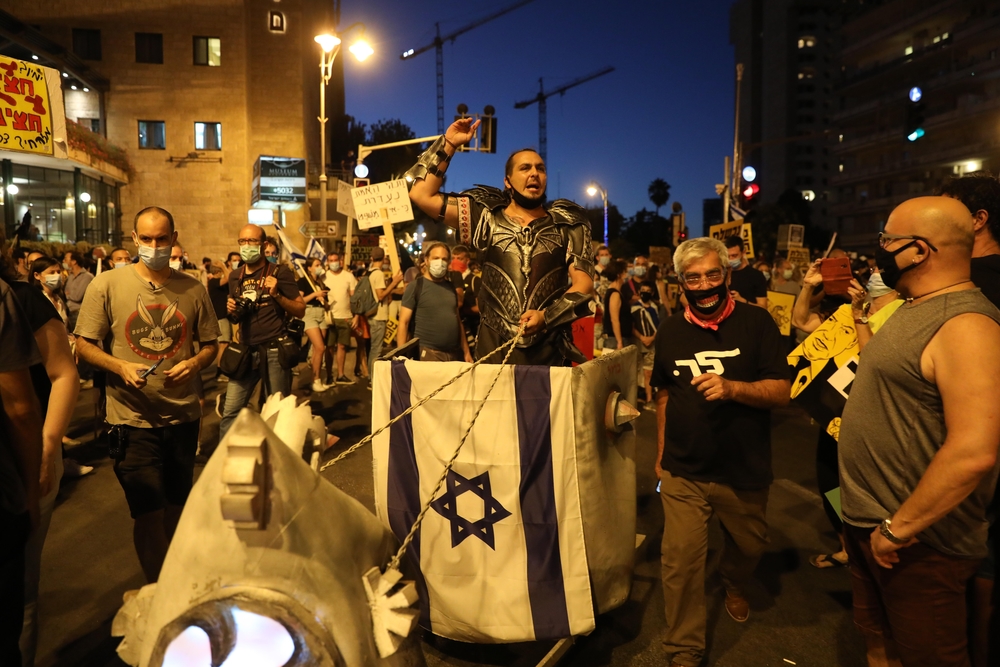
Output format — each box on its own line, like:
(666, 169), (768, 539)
(252, 156), (306, 204)
(0, 56), (54, 156)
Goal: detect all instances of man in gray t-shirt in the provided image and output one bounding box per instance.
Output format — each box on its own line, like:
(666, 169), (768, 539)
(838, 196), (1000, 665)
(398, 242), (472, 363)
(75, 207), (219, 583)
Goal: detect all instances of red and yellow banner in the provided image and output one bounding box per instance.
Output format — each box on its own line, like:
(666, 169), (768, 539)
(0, 56), (54, 155)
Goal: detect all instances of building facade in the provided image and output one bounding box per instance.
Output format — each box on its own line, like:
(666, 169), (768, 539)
(730, 0), (841, 232)
(0, 0), (344, 262)
(831, 0), (1000, 249)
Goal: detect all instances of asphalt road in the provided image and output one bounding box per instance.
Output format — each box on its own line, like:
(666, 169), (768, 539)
(33, 356), (867, 667)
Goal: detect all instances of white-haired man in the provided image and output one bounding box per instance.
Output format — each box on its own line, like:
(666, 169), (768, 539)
(651, 237), (791, 667)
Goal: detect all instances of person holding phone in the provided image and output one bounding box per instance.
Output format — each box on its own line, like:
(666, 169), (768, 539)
(74, 207), (219, 583)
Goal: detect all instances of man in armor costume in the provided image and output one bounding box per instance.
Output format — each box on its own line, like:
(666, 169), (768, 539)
(407, 117), (595, 366)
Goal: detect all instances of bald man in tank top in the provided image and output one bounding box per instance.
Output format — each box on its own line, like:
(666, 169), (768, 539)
(839, 196), (1000, 667)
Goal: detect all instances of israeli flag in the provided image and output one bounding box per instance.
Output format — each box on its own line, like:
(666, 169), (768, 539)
(275, 228), (307, 264)
(372, 359), (595, 643)
(305, 237), (327, 261)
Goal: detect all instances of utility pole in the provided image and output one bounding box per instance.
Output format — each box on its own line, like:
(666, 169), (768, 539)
(731, 63), (744, 206)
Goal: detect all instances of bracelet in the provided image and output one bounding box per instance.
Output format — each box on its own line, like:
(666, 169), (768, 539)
(853, 318), (868, 325)
(444, 137), (459, 150)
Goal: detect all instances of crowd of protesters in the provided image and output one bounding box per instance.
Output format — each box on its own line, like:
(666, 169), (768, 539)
(4, 174), (1000, 667)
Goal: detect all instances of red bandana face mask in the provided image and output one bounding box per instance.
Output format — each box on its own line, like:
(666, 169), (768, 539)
(450, 259), (468, 273)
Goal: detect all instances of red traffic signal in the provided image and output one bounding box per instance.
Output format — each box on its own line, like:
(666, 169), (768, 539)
(742, 183), (760, 199)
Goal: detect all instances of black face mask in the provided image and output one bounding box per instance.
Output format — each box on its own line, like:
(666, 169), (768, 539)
(683, 283), (729, 317)
(875, 241), (919, 290)
(509, 186), (545, 210)
(639, 292), (654, 303)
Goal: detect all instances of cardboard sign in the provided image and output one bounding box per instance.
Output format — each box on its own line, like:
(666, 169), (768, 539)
(336, 179), (356, 218)
(649, 246), (672, 269)
(0, 56), (55, 155)
(767, 290), (795, 337)
(709, 221), (755, 259)
(786, 247), (812, 269)
(350, 179), (414, 230)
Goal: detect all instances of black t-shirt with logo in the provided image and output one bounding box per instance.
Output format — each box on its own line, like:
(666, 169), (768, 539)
(650, 302), (789, 490)
(227, 263), (300, 345)
(728, 265), (768, 302)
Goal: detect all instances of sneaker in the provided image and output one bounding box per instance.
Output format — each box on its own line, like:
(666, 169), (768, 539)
(311, 380), (330, 393)
(215, 393), (225, 418)
(63, 459), (95, 478)
(79, 379), (94, 390)
(334, 375), (352, 385)
(218, 373), (229, 383)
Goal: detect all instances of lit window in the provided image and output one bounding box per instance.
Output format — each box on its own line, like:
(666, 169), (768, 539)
(839, 164), (844, 172)
(904, 46), (913, 55)
(838, 134), (844, 142)
(933, 35), (941, 43)
(195, 122), (222, 150)
(942, 32), (949, 40)
(138, 120), (166, 149)
(798, 36), (816, 48)
(193, 37), (221, 66)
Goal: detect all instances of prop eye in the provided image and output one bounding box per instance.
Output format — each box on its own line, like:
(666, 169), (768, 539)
(162, 609), (295, 667)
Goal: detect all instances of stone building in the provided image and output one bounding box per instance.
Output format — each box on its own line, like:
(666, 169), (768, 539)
(831, 0), (1000, 249)
(0, 0), (346, 262)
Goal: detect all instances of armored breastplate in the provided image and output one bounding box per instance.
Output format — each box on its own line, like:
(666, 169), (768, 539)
(479, 212), (569, 347)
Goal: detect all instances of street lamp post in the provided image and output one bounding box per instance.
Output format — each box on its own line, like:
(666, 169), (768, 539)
(587, 182), (608, 245)
(315, 25), (372, 225)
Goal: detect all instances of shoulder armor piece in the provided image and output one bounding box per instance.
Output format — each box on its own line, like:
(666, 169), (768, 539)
(547, 198), (588, 226)
(461, 185), (509, 211)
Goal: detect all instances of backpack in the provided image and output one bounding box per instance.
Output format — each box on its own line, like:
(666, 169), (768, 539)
(350, 269), (379, 317)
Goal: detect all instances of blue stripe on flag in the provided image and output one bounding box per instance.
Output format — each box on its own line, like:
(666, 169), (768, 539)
(386, 360), (430, 629)
(514, 366), (571, 639)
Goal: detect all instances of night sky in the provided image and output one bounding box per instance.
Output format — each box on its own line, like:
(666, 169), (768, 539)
(338, 0), (736, 231)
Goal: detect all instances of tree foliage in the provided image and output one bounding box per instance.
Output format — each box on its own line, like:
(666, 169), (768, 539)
(647, 178), (671, 216)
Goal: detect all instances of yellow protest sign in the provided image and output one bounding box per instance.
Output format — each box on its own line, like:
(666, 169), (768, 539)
(0, 56), (54, 155)
(709, 220), (754, 259)
(767, 290), (795, 336)
(384, 318), (398, 346)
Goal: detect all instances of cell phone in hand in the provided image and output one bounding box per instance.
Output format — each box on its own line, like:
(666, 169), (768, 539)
(139, 357), (163, 379)
(819, 257), (853, 295)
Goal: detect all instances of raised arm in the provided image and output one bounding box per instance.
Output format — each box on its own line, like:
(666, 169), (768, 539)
(792, 261), (824, 333)
(407, 118), (481, 226)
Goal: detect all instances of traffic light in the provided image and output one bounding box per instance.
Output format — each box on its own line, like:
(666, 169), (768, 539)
(905, 88), (926, 141)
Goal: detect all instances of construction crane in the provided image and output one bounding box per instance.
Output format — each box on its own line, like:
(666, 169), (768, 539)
(400, 0), (535, 134)
(514, 66), (614, 163)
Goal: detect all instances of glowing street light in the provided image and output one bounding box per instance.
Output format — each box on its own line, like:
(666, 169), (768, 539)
(315, 23), (372, 226)
(586, 182), (608, 245)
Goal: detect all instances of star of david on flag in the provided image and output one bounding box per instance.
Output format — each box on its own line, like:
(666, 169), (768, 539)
(431, 470), (511, 549)
(372, 359), (596, 643)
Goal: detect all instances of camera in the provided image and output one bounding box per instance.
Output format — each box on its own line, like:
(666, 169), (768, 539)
(230, 296), (260, 321)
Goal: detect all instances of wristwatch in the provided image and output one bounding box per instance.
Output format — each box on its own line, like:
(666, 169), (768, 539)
(879, 518), (908, 545)
(854, 301), (871, 326)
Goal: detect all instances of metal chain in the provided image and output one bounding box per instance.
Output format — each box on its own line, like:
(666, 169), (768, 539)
(386, 325), (524, 573)
(318, 328), (523, 472)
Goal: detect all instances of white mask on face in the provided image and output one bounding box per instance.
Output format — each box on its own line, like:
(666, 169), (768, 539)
(169, 259), (182, 271)
(866, 271), (894, 298)
(329, 261), (341, 272)
(429, 258), (448, 279)
(43, 273), (62, 289)
(231, 260), (240, 271)
(114, 261), (127, 269)
(135, 240), (172, 271)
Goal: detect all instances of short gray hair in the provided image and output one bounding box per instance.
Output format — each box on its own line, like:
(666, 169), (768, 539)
(673, 237), (729, 277)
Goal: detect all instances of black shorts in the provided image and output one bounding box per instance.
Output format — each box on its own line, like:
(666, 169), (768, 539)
(112, 420), (199, 518)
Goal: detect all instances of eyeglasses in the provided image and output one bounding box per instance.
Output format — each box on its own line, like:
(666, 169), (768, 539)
(681, 269), (724, 288)
(877, 231), (938, 252)
(237, 238), (262, 246)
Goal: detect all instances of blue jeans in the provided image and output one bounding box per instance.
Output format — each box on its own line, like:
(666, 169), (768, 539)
(219, 347), (291, 440)
(369, 319), (387, 367)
